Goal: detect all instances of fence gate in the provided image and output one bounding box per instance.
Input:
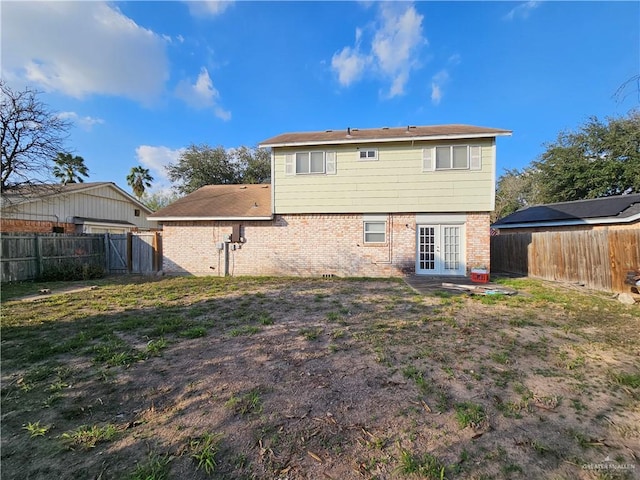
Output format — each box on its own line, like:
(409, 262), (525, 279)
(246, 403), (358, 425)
(106, 232), (161, 274)
(107, 234), (128, 273)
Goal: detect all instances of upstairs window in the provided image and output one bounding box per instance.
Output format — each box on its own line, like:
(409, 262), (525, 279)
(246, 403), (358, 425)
(296, 151), (325, 174)
(423, 145), (482, 171)
(286, 151), (336, 175)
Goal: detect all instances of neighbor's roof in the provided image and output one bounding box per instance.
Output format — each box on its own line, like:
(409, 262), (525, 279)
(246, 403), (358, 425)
(492, 194), (640, 229)
(259, 124), (512, 148)
(149, 184), (272, 221)
(1, 182), (153, 214)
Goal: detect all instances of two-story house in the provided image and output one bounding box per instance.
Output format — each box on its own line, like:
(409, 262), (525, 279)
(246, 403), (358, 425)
(151, 124), (511, 277)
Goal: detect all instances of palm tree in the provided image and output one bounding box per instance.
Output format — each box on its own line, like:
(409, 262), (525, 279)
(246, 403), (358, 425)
(52, 153), (89, 184)
(127, 166), (153, 199)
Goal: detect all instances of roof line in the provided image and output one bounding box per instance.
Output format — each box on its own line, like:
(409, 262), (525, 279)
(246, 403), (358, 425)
(150, 216), (274, 221)
(259, 132), (512, 148)
(492, 212), (640, 229)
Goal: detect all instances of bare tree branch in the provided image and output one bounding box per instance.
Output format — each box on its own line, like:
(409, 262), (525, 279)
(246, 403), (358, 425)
(1, 81), (71, 191)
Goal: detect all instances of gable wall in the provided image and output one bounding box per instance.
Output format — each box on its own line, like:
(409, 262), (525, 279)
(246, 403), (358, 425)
(2, 185), (156, 230)
(272, 139), (496, 214)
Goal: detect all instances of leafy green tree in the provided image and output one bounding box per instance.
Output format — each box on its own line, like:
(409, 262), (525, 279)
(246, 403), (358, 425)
(1, 81), (71, 190)
(532, 111), (640, 203)
(127, 166), (154, 199)
(166, 144), (239, 195)
(493, 167), (542, 221)
(236, 146), (271, 184)
(52, 152), (89, 184)
(141, 190), (180, 212)
(166, 144), (270, 195)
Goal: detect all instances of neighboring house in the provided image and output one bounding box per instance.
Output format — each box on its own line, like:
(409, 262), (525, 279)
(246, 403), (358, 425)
(1, 182), (157, 234)
(151, 124), (511, 277)
(491, 194), (640, 292)
(491, 194), (640, 232)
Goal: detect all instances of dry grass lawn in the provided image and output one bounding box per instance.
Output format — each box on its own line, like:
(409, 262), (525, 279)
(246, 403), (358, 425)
(1, 275), (639, 479)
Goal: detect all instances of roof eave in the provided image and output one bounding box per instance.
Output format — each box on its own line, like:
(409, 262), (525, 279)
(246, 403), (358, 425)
(150, 215), (274, 222)
(260, 131), (512, 148)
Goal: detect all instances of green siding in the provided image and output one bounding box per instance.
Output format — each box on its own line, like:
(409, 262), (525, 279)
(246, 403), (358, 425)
(273, 140), (496, 213)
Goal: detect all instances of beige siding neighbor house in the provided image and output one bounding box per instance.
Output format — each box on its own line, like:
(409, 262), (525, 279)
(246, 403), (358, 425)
(151, 124), (511, 277)
(1, 182), (157, 233)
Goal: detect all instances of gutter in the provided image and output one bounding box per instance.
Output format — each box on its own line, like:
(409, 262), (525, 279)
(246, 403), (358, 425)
(149, 216), (274, 222)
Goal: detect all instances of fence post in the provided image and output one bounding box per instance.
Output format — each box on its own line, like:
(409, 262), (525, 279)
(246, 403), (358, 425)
(104, 233), (110, 273)
(127, 232), (133, 273)
(34, 234), (43, 278)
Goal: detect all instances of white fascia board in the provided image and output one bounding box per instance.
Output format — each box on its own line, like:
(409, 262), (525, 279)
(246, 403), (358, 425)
(150, 216), (274, 222)
(77, 220), (135, 228)
(492, 212), (640, 229)
(259, 132), (512, 148)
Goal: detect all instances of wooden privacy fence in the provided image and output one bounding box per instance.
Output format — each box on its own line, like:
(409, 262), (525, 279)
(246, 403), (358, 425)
(1, 232), (162, 282)
(491, 229), (640, 293)
(0, 233), (105, 282)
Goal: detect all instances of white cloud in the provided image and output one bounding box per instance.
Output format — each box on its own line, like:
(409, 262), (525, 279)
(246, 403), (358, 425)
(430, 54), (460, 106)
(57, 111), (105, 130)
(331, 3), (426, 98)
(430, 70), (449, 105)
(135, 145), (184, 182)
(176, 67), (231, 120)
(2, 2), (169, 103)
(331, 46), (369, 86)
(184, 1), (234, 17)
(503, 1), (540, 21)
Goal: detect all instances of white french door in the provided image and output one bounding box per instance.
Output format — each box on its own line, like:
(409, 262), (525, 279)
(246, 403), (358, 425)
(416, 224), (465, 275)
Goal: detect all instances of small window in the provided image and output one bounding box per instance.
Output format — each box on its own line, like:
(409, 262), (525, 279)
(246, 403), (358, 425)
(364, 221), (386, 243)
(134, 209), (141, 217)
(358, 149), (378, 161)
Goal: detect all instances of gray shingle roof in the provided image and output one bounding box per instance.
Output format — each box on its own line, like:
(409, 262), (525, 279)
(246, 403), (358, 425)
(493, 194), (640, 227)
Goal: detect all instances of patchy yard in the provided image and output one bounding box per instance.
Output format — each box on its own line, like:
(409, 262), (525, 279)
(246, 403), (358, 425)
(1, 276), (638, 479)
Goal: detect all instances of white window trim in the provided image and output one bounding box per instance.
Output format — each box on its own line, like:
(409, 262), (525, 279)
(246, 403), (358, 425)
(287, 151), (337, 175)
(295, 151), (326, 175)
(358, 148), (378, 161)
(423, 145), (482, 171)
(363, 220), (387, 244)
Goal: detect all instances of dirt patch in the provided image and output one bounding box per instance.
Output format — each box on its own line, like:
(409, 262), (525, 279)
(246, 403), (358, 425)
(1, 276), (638, 479)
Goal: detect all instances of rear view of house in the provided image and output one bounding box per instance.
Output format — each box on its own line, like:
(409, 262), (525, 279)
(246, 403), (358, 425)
(152, 124), (511, 277)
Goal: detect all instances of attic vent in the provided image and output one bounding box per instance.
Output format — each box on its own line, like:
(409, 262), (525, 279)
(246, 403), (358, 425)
(322, 273), (335, 278)
(352, 128), (359, 131)
(382, 127), (389, 130)
(325, 129), (333, 132)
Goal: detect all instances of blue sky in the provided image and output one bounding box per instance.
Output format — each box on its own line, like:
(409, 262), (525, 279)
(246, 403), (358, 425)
(2, 1), (638, 195)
